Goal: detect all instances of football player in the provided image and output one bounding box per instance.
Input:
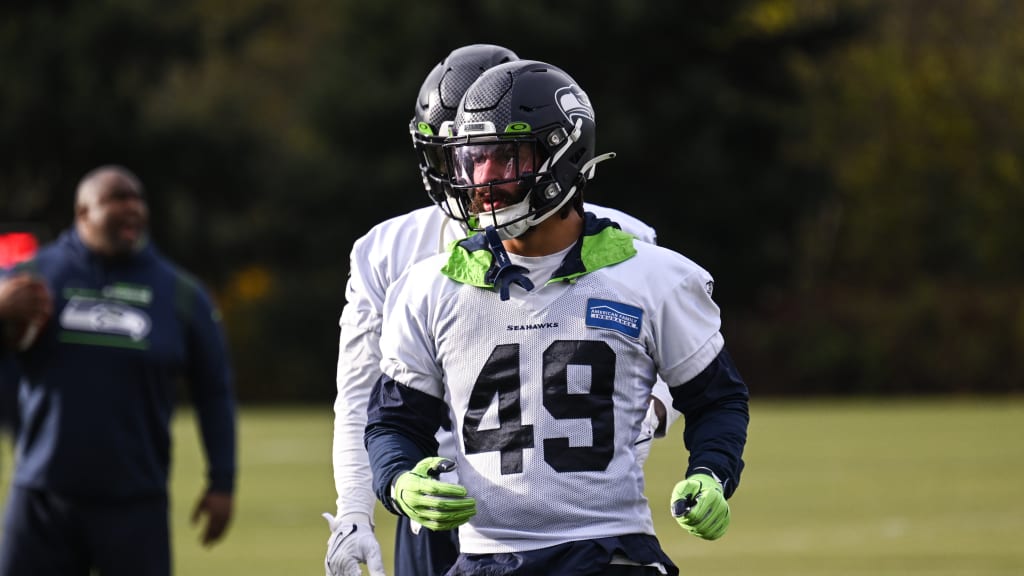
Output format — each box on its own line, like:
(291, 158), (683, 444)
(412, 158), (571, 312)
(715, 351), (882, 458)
(365, 60), (749, 575)
(325, 46), (678, 576)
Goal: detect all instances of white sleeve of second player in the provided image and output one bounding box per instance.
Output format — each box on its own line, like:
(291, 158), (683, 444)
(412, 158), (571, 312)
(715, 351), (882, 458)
(331, 234), (388, 525)
(583, 202), (658, 245)
(649, 378), (682, 437)
(332, 301), (382, 525)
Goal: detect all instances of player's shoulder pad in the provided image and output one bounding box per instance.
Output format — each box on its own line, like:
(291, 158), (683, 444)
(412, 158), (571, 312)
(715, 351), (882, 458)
(625, 242), (715, 296)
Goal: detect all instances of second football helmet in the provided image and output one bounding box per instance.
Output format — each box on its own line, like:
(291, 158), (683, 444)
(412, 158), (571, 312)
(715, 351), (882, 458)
(411, 44), (518, 219)
(444, 60), (615, 239)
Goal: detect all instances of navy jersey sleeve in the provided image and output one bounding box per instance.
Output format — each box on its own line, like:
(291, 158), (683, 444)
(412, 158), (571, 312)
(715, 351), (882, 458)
(670, 348), (750, 499)
(364, 374), (448, 515)
(181, 278), (237, 494)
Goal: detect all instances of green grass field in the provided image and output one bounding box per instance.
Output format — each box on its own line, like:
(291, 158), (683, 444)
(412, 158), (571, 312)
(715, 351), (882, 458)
(3, 399), (1024, 575)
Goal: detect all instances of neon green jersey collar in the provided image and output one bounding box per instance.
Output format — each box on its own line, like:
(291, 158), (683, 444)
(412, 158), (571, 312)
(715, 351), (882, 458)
(441, 212), (637, 288)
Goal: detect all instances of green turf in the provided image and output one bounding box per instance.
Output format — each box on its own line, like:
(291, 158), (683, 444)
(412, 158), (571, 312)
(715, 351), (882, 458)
(3, 399), (1023, 574)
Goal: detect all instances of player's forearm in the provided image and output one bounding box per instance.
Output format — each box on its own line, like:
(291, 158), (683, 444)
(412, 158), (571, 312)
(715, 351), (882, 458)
(365, 424), (430, 516)
(682, 400), (748, 498)
(332, 323), (384, 519)
(331, 406), (376, 520)
(671, 348), (750, 499)
(365, 374), (447, 515)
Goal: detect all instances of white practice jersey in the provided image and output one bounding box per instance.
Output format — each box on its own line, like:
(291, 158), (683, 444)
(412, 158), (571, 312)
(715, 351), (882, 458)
(378, 229), (723, 553)
(332, 202), (661, 523)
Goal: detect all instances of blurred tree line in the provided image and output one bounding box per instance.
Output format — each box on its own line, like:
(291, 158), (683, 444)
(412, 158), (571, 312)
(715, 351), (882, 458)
(1, 0), (1020, 402)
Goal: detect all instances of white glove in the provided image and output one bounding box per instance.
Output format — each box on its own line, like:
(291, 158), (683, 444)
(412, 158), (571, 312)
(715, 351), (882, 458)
(634, 398), (662, 468)
(323, 512), (386, 576)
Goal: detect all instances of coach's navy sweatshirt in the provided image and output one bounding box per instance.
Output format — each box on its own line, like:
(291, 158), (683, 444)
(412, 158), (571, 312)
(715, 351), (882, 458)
(5, 230), (236, 500)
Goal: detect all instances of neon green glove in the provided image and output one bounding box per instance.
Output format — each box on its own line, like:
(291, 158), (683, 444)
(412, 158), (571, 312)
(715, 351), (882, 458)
(390, 457), (476, 532)
(671, 472), (730, 540)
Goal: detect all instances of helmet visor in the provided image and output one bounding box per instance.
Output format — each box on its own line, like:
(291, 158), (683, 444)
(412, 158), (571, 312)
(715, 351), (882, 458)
(412, 135), (449, 177)
(450, 141), (538, 187)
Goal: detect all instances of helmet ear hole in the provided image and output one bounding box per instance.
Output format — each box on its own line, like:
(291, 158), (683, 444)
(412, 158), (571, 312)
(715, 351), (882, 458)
(547, 129), (566, 147)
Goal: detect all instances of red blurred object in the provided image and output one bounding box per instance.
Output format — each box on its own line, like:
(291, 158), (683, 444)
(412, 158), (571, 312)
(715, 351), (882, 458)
(0, 231), (39, 268)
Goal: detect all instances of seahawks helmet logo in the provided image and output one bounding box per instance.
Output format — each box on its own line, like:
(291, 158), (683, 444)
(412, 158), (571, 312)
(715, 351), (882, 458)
(555, 85), (594, 125)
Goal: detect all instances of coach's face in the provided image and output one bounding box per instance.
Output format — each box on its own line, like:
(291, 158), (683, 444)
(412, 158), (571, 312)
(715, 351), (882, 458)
(76, 170), (149, 257)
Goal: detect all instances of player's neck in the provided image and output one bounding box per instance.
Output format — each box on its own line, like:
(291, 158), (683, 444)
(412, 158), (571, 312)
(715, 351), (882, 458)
(502, 210), (583, 257)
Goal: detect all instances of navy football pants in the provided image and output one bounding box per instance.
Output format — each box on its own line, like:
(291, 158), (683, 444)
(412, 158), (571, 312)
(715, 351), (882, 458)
(394, 516), (459, 576)
(445, 533), (677, 576)
(394, 523), (675, 576)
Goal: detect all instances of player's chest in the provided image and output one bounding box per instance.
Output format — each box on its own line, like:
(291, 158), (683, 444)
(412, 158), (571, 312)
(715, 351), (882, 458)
(433, 281), (651, 384)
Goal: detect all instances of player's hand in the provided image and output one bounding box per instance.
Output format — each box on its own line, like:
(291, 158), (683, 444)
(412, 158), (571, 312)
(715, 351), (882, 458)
(634, 397), (663, 468)
(671, 473), (730, 540)
(191, 490), (233, 546)
(391, 457), (475, 532)
(322, 513), (385, 576)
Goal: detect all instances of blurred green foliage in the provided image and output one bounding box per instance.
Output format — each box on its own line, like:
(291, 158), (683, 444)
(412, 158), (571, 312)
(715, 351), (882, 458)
(1, 0), (1021, 400)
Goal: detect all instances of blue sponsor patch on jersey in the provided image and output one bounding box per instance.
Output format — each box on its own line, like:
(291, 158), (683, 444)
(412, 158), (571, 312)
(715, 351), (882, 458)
(586, 298), (643, 339)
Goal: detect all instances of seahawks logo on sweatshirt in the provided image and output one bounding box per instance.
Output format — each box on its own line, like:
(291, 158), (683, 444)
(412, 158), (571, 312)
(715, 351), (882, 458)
(59, 295), (152, 348)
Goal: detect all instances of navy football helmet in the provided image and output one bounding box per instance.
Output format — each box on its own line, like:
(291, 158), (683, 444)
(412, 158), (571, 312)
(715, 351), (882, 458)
(411, 44), (518, 219)
(444, 60), (615, 238)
